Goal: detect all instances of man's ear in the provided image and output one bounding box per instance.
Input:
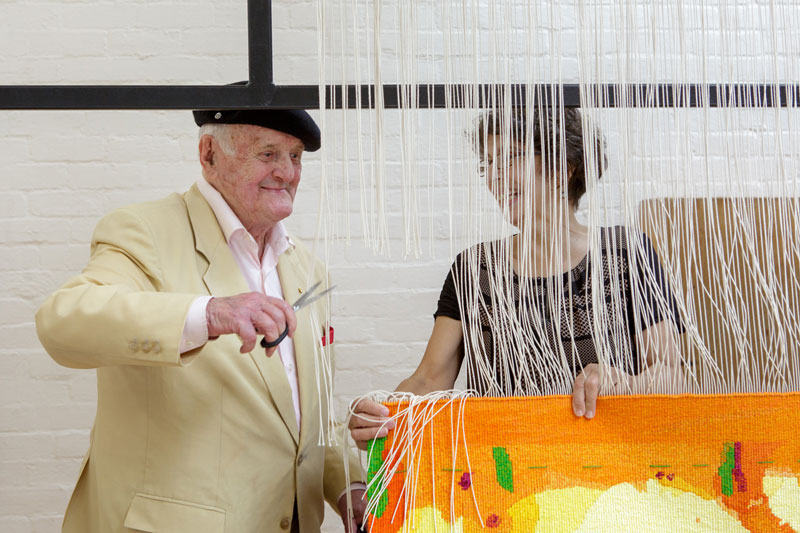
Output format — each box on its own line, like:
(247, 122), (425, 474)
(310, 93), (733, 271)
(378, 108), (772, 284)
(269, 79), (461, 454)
(198, 135), (216, 171)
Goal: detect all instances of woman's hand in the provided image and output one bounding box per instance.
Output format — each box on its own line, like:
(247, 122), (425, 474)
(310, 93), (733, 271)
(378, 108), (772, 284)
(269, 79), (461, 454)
(348, 399), (396, 451)
(571, 363), (631, 419)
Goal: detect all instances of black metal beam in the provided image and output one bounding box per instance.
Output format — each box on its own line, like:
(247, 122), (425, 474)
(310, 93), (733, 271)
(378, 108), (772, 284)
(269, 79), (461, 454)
(2, 83), (798, 110)
(268, 83), (800, 109)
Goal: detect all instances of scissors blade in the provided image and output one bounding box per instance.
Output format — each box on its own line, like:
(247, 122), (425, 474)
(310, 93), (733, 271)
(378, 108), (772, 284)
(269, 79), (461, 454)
(291, 281), (322, 309)
(293, 285), (335, 311)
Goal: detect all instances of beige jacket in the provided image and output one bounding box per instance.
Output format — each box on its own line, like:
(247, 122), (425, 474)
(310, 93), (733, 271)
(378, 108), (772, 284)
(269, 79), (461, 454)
(36, 184), (361, 533)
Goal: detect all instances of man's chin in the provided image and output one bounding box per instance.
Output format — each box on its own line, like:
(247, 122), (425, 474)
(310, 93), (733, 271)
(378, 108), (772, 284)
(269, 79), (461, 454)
(268, 204), (294, 222)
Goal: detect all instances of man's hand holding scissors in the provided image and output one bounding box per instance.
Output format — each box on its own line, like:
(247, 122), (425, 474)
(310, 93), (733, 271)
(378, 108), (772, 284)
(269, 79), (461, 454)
(206, 282), (333, 356)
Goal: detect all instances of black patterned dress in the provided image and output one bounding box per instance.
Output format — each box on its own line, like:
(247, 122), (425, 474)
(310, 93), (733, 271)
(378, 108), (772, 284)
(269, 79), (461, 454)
(434, 227), (683, 396)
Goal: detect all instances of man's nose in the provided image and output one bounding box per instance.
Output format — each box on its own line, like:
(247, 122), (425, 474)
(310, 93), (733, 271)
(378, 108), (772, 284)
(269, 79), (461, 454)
(272, 154), (295, 182)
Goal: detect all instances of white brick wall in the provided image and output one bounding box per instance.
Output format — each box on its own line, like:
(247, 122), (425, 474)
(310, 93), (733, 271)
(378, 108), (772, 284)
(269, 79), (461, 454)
(2, 1), (798, 532)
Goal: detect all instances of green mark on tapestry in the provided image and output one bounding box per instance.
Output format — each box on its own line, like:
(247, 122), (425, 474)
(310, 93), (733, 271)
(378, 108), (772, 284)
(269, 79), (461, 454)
(718, 442), (735, 497)
(493, 447), (514, 492)
(367, 437), (388, 518)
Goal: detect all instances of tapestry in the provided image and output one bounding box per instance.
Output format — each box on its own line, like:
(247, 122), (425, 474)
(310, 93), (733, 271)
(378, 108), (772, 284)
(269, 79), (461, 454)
(365, 394), (800, 532)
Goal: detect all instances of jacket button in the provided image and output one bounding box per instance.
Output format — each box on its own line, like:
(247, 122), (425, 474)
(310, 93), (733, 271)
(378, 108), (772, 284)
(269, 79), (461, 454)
(141, 340), (152, 353)
(152, 341), (162, 354)
(280, 517), (291, 530)
(297, 453), (304, 466)
(128, 339), (139, 353)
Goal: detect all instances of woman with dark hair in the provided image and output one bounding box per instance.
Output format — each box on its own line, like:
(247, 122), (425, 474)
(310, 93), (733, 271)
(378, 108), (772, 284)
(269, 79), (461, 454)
(349, 107), (684, 449)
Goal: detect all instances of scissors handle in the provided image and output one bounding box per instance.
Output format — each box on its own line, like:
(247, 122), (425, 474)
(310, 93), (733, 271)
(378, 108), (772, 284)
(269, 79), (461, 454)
(260, 325), (289, 349)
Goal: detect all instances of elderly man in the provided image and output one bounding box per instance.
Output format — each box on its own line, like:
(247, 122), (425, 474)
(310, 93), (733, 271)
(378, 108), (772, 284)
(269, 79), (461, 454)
(35, 109), (367, 532)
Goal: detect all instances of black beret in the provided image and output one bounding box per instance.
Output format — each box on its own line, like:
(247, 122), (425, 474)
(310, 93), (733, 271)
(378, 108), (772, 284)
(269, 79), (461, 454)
(193, 108), (321, 152)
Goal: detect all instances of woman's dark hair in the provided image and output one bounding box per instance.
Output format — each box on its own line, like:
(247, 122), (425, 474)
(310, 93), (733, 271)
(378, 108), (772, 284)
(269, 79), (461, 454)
(472, 107), (607, 209)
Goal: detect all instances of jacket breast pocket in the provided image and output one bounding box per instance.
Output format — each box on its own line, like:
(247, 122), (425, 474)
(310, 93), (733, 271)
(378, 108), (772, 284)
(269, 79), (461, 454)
(124, 493), (225, 533)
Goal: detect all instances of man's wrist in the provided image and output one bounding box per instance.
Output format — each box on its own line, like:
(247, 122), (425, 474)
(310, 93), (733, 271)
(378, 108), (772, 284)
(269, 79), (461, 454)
(179, 296), (213, 353)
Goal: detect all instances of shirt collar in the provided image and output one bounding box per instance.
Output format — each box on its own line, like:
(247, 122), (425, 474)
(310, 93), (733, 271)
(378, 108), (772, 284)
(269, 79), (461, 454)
(197, 177), (293, 261)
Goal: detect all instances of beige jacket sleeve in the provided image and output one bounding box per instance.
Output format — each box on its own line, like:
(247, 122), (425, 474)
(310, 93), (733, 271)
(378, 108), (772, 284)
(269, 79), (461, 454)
(35, 207), (201, 369)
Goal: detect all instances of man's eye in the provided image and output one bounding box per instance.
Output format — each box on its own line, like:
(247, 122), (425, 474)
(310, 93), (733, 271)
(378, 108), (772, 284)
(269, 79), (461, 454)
(262, 152), (273, 158)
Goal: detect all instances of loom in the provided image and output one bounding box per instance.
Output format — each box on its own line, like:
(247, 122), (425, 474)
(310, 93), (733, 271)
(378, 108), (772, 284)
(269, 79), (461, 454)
(318, 1), (800, 530)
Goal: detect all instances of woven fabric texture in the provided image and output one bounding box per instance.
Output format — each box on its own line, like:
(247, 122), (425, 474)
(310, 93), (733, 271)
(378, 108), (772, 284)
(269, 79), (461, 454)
(366, 394), (800, 532)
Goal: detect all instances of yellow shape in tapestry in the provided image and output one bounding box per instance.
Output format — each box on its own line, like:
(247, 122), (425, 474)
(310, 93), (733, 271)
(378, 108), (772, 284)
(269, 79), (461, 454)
(507, 494), (538, 531)
(576, 480), (748, 532)
(658, 476), (715, 501)
(513, 487), (602, 532)
(394, 506), (463, 533)
(763, 475), (800, 529)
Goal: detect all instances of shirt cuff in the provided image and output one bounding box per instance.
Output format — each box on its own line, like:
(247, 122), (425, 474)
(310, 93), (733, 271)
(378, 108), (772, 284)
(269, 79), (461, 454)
(337, 482), (368, 504)
(180, 296), (213, 354)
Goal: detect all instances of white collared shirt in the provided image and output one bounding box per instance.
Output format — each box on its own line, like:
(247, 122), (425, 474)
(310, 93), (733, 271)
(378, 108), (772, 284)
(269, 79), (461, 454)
(180, 178), (302, 430)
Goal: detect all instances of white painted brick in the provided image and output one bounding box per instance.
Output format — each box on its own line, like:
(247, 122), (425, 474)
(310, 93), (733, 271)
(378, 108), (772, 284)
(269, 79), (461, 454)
(0, 405), (37, 433)
(104, 136), (182, 163)
(332, 289), (439, 319)
(210, 3), (249, 30)
(1, 269), (74, 302)
(23, 30), (108, 58)
(68, 373), (98, 403)
(34, 244), (88, 270)
(0, 323), (42, 352)
(69, 216), (103, 244)
(54, 430), (92, 460)
(0, 192), (28, 217)
(274, 29), (318, 57)
(1, 5), (60, 30)
(0, 164), (71, 191)
(29, 135), (107, 163)
(0, 433), (53, 463)
(0, 353), (29, 379)
(26, 459), (82, 488)
(180, 30), (247, 55)
(3, 219), (73, 245)
(0, 462), (31, 487)
(334, 342), (427, 371)
(106, 30), (183, 58)
(0, 111), (87, 136)
(85, 110), (183, 136)
(0, 139), (31, 164)
(34, 402), (96, 432)
(214, 56), (250, 83)
(31, 515), (66, 533)
(28, 191), (108, 218)
(0, 516), (30, 533)
(0, 487), (72, 517)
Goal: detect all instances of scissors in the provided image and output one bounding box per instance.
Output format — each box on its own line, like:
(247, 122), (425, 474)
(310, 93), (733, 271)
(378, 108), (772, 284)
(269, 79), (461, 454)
(260, 281), (335, 349)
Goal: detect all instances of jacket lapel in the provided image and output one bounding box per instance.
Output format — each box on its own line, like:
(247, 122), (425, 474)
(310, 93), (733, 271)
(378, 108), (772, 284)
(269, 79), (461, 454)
(184, 184), (300, 445)
(277, 246), (320, 447)
(185, 185), (249, 298)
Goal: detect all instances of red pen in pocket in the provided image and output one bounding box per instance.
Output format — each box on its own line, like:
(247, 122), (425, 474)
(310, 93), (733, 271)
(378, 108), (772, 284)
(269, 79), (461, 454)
(321, 325), (334, 347)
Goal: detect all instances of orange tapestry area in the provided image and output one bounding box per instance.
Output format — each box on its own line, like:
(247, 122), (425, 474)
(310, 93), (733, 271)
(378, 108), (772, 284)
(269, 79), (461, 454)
(364, 394), (800, 532)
